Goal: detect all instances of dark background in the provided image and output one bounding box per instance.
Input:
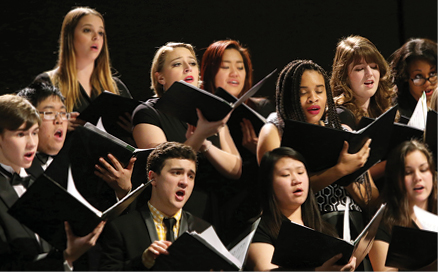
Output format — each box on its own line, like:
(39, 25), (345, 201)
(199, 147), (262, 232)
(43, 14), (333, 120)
(1, 0), (436, 101)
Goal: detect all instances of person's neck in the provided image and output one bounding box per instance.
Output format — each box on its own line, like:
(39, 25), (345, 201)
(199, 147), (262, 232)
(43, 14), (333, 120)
(149, 198), (180, 218)
(281, 206), (303, 225)
(0, 161), (20, 174)
(76, 60), (95, 95)
(355, 98), (370, 113)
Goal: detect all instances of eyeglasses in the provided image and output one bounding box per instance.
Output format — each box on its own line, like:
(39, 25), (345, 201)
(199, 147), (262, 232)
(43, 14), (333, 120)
(410, 73), (437, 86)
(38, 111), (71, 121)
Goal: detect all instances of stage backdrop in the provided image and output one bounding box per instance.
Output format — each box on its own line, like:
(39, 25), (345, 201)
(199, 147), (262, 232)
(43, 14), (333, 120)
(0, 0), (436, 101)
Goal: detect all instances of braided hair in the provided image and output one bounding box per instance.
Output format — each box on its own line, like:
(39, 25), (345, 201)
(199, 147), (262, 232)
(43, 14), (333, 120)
(276, 59), (342, 130)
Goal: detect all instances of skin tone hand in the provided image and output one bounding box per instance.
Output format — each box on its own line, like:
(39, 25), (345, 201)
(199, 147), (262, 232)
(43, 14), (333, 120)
(185, 109), (231, 151)
(240, 118), (258, 154)
(141, 240), (172, 268)
(63, 221), (106, 267)
(315, 254), (356, 271)
(94, 154), (135, 199)
(310, 139), (372, 192)
(67, 112), (86, 131)
(336, 139), (372, 177)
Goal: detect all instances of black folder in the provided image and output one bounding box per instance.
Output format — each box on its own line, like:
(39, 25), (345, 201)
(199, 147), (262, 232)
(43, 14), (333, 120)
(78, 91), (141, 138)
(8, 173), (149, 250)
(152, 218), (261, 271)
(358, 116), (424, 160)
(425, 110), (437, 163)
(214, 87), (267, 148)
(385, 226), (437, 270)
(154, 69), (276, 126)
(272, 204), (385, 269)
(281, 106), (398, 186)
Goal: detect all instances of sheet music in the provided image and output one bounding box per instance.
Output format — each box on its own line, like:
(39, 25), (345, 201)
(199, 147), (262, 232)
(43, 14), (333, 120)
(66, 166), (102, 217)
(192, 226), (241, 268)
(408, 92), (428, 130)
(343, 197), (351, 242)
(95, 117), (107, 132)
(414, 205), (438, 232)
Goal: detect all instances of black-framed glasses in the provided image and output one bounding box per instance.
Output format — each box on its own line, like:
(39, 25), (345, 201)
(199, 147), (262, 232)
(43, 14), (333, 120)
(410, 73), (437, 86)
(38, 111), (71, 121)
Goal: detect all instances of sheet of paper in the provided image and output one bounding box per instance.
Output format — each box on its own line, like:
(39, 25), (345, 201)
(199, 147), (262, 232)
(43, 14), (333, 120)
(414, 205), (438, 232)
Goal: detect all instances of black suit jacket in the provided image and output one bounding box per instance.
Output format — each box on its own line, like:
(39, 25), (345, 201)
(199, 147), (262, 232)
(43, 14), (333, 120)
(0, 172), (64, 270)
(99, 205), (210, 271)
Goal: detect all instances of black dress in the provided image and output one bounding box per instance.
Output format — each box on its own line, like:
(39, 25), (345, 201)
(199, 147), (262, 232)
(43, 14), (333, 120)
(33, 72), (132, 113)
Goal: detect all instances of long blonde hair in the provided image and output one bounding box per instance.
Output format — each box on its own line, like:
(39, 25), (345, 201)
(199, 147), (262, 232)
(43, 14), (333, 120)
(49, 7), (119, 112)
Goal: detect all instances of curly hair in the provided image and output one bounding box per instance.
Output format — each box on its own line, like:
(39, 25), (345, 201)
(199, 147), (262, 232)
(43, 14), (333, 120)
(146, 142), (197, 175)
(389, 38), (437, 99)
(331, 35), (395, 124)
(276, 59), (342, 129)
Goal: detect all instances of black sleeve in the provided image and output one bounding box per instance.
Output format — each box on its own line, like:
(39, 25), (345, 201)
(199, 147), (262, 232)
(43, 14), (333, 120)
(251, 217), (276, 246)
(336, 106), (357, 130)
(114, 77), (133, 99)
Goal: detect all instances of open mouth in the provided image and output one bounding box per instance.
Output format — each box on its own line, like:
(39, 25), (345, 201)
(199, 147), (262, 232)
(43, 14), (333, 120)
(176, 190), (185, 200)
(364, 80), (374, 87)
(184, 76), (194, 83)
(54, 129), (63, 139)
(24, 152), (35, 161)
(425, 89), (434, 96)
(414, 186), (425, 192)
(91, 45), (99, 51)
(307, 105), (320, 114)
(293, 188), (304, 195)
(227, 80), (240, 86)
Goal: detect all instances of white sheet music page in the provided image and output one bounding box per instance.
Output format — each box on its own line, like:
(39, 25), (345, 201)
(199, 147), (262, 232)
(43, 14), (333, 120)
(414, 205), (438, 232)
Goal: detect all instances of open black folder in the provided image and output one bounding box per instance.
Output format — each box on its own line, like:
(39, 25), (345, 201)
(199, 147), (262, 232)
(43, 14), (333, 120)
(8, 172), (150, 250)
(281, 106), (398, 186)
(214, 87), (267, 149)
(154, 69), (276, 126)
(78, 91), (141, 138)
(152, 217), (261, 271)
(73, 123), (153, 178)
(272, 204), (386, 269)
(358, 116), (424, 160)
(385, 226), (437, 270)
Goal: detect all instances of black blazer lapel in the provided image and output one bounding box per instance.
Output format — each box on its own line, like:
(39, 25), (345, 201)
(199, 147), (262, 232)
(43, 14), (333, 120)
(140, 206), (159, 243)
(179, 211), (189, 237)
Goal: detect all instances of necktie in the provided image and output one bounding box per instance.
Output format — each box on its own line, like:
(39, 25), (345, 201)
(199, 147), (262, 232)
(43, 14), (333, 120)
(163, 217), (176, 242)
(10, 173), (32, 189)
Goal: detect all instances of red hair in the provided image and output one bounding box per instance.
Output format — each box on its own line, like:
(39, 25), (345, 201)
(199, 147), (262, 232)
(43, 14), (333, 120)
(201, 40), (253, 98)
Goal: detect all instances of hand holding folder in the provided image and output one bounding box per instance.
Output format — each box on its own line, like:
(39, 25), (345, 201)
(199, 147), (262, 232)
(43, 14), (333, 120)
(154, 69), (276, 126)
(281, 106), (398, 186)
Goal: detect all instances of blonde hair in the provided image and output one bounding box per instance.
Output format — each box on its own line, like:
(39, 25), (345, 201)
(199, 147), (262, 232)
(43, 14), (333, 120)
(331, 35), (395, 123)
(150, 42), (198, 97)
(49, 7), (119, 112)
